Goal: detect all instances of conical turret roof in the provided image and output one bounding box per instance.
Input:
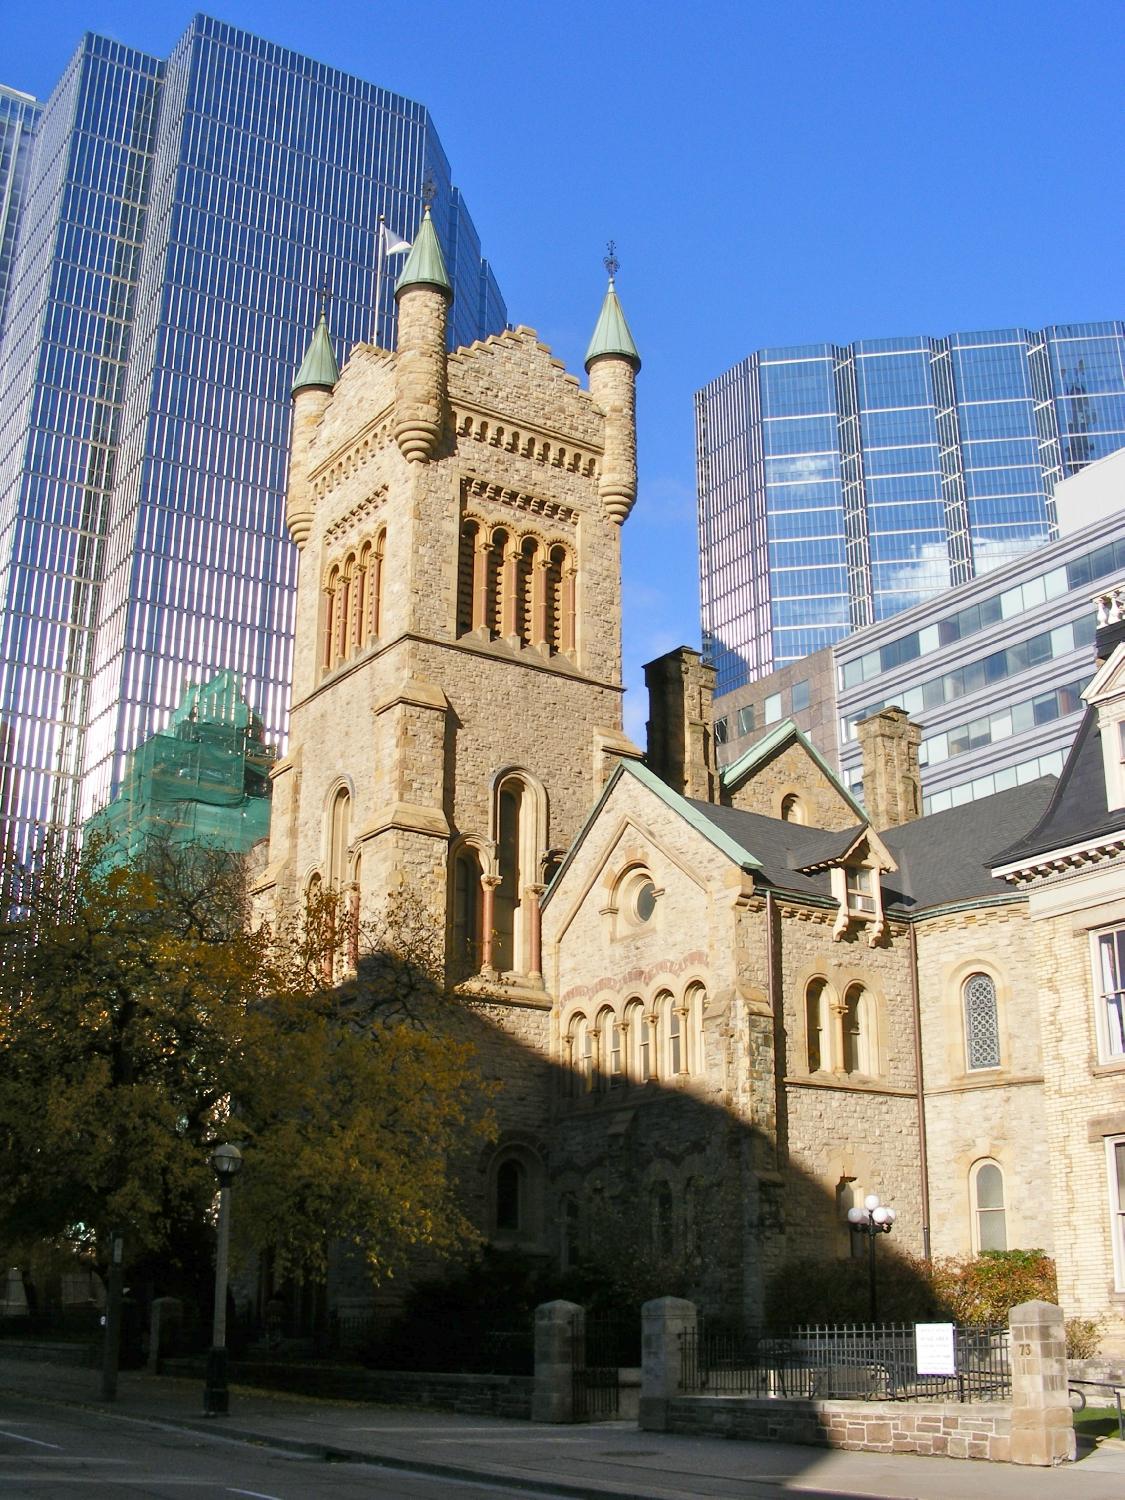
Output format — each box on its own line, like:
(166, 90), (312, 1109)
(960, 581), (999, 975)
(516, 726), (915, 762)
(394, 206), (453, 299)
(291, 311), (339, 396)
(584, 279), (641, 372)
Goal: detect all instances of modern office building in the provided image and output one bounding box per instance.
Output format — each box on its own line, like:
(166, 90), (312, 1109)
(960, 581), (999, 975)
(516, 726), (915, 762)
(713, 462), (1125, 815)
(0, 86), (42, 315)
(0, 16), (506, 865)
(696, 323), (1125, 697)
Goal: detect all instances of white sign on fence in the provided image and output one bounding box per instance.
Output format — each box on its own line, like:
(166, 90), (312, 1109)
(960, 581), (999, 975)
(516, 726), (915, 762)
(915, 1322), (956, 1375)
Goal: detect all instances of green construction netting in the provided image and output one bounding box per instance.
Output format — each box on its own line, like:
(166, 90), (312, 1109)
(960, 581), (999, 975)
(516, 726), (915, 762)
(84, 670), (276, 867)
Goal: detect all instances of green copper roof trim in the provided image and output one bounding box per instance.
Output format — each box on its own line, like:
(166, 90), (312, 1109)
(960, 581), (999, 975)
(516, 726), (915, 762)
(291, 313), (339, 395)
(584, 281), (641, 372)
(541, 756), (760, 912)
(720, 718), (868, 822)
(394, 207), (452, 299)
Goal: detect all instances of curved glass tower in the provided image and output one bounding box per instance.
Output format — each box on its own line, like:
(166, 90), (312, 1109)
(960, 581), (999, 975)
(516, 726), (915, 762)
(0, 17), (506, 864)
(697, 324), (1125, 695)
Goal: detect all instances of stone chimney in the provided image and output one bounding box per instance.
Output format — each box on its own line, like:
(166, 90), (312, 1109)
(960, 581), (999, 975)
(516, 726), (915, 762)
(857, 706), (922, 829)
(645, 647), (717, 802)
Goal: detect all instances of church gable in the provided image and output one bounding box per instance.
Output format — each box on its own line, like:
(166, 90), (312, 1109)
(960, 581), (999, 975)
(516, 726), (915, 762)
(721, 720), (863, 830)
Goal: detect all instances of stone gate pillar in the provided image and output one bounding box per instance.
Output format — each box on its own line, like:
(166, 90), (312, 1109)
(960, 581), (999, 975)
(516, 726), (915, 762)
(532, 1299), (583, 1423)
(1008, 1300), (1075, 1465)
(640, 1296), (696, 1432)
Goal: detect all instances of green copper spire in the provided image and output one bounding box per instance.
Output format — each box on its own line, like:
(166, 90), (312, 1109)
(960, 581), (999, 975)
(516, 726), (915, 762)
(584, 275), (641, 373)
(394, 206), (453, 300)
(291, 310), (339, 396)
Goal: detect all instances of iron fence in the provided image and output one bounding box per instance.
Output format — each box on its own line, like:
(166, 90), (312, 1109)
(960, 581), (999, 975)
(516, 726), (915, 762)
(680, 1321), (1011, 1403)
(572, 1311), (639, 1421)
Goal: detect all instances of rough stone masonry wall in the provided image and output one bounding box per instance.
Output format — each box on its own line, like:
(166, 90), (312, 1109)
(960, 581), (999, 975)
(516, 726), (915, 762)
(725, 739), (858, 830)
(664, 1396), (1012, 1461)
(915, 901), (1050, 1260)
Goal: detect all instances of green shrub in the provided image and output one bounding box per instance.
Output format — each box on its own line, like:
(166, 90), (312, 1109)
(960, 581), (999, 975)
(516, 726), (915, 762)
(1065, 1317), (1104, 1360)
(764, 1248), (1059, 1329)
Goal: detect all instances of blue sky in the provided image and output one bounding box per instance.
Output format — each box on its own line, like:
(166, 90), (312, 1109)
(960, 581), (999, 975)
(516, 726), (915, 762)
(4, 1), (1122, 740)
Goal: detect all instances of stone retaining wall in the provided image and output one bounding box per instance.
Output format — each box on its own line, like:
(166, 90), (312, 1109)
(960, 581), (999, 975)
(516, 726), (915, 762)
(665, 1395), (1011, 1461)
(164, 1359), (533, 1418)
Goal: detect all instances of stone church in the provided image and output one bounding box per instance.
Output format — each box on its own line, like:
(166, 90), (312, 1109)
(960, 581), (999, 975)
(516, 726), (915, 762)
(253, 213), (1124, 1352)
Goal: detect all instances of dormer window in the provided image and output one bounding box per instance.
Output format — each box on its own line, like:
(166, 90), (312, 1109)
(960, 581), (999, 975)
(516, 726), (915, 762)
(846, 866), (876, 915)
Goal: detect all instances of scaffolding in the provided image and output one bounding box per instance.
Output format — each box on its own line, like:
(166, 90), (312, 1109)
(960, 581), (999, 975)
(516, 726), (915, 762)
(84, 670), (276, 866)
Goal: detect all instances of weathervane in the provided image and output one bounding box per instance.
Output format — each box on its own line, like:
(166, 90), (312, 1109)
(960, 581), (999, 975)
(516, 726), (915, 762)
(421, 173), (437, 209)
(604, 239), (619, 284)
(316, 279), (331, 321)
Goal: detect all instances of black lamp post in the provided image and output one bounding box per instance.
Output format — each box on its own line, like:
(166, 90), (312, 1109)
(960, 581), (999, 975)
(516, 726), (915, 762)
(847, 1193), (896, 1323)
(203, 1142), (242, 1416)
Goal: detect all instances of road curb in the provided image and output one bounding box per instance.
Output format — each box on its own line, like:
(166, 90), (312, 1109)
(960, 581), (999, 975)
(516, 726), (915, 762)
(0, 1382), (666, 1500)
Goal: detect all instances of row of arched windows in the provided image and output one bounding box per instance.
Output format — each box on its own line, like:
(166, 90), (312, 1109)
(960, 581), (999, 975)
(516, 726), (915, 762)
(805, 979), (879, 1076)
(564, 986), (706, 1096)
(322, 531), (385, 672)
(457, 519), (575, 654)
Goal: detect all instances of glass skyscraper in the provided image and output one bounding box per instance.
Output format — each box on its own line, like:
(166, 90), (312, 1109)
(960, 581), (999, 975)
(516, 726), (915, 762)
(696, 323), (1125, 695)
(0, 16), (506, 864)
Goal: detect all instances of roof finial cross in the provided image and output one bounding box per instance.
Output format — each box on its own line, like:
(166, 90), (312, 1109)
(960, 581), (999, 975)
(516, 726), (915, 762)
(317, 278), (331, 322)
(603, 239), (619, 285)
(421, 173), (437, 210)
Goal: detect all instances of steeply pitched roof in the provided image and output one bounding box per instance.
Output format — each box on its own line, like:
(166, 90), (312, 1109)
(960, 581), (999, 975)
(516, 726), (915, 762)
(292, 313), (339, 395)
(991, 709), (1115, 868)
(584, 280), (641, 371)
(691, 776), (1056, 912)
(720, 718), (867, 821)
(394, 207), (452, 298)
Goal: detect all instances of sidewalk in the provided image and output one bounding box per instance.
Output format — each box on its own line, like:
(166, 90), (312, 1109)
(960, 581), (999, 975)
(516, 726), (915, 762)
(1, 1351), (1123, 1499)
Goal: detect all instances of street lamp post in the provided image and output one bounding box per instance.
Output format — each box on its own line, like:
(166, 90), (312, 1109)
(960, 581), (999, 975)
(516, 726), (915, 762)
(203, 1143), (242, 1416)
(847, 1193), (896, 1323)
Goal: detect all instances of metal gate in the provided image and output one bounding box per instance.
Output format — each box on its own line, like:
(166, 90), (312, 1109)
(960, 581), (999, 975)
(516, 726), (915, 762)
(571, 1312), (637, 1421)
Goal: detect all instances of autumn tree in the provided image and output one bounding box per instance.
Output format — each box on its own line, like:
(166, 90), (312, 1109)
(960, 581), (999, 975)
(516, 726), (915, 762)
(0, 838), (495, 1294)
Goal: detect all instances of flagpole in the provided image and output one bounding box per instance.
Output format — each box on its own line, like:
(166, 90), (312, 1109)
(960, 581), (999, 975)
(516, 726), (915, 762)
(373, 214), (386, 347)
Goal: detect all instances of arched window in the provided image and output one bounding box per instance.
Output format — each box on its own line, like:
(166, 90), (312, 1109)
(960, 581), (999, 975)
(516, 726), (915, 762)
(492, 771), (545, 977)
(370, 528), (385, 639)
(495, 1158), (524, 1233)
(598, 1007), (622, 1088)
(684, 983), (705, 1075)
(806, 979), (827, 1072)
(972, 1161), (1007, 1252)
(487, 526), (509, 636)
(842, 984), (875, 1075)
(337, 557), (354, 660)
(780, 793), (806, 824)
(494, 783), (522, 973)
(328, 787), (350, 890)
(451, 846), (483, 978)
(964, 973), (1001, 1070)
(568, 1014), (591, 1095)
(323, 566), (340, 670)
(655, 990), (676, 1077)
(624, 999), (644, 1082)
(457, 520), (478, 635)
(517, 536), (536, 645)
(651, 1182), (674, 1257)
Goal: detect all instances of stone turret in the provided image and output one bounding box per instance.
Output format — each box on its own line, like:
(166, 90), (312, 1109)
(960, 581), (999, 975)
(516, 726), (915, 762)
(857, 706), (922, 829)
(585, 275), (640, 524)
(393, 206), (452, 463)
(286, 310), (339, 547)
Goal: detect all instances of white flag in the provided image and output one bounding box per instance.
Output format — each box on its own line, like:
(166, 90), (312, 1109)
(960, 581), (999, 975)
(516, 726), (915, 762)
(380, 222), (411, 256)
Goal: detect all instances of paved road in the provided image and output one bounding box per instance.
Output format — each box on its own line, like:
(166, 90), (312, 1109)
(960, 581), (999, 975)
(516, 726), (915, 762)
(0, 1403), (569, 1500)
(3, 1355), (1124, 1500)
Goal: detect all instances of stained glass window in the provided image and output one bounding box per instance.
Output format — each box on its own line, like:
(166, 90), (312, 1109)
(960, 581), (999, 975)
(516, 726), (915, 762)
(964, 973), (1001, 1069)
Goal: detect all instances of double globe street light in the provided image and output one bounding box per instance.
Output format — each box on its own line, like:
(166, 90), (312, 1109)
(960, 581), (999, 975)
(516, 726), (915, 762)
(847, 1193), (896, 1323)
(204, 1143), (242, 1416)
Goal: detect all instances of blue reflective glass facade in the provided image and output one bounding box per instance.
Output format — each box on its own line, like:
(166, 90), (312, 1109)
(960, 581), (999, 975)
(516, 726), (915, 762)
(0, 17), (506, 861)
(697, 324), (1125, 695)
(0, 86), (42, 319)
